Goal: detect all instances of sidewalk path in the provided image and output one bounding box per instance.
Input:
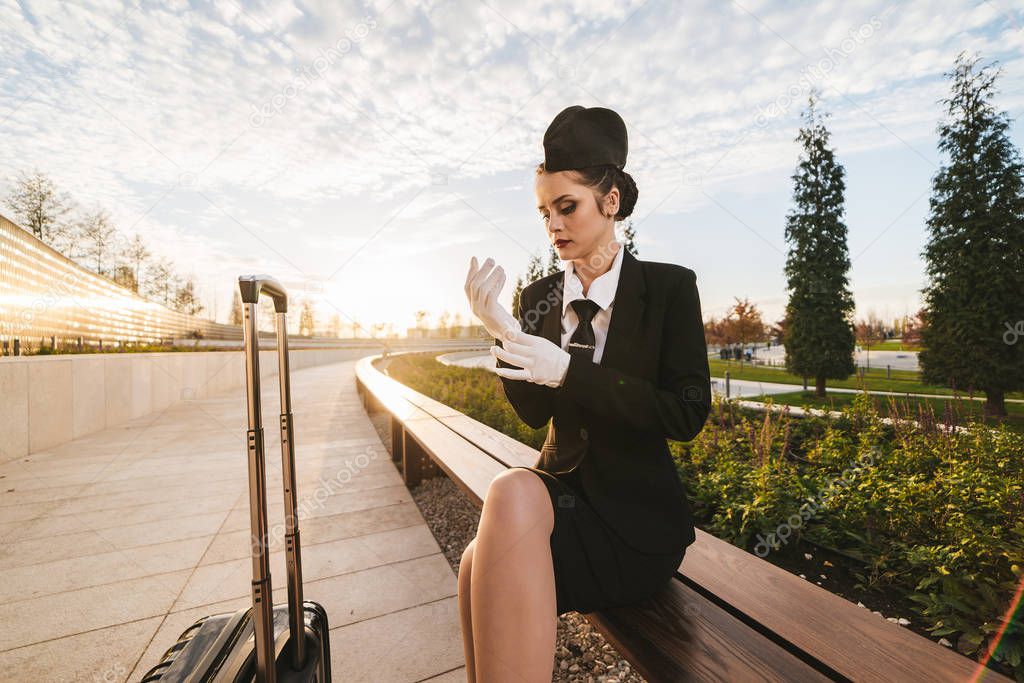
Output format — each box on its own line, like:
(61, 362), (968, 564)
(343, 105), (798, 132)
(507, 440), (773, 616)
(446, 351), (1021, 405)
(0, 358), (465, 683)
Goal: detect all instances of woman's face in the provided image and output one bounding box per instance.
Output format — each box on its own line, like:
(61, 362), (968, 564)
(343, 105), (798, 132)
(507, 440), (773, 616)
(535, 170), (617, 262)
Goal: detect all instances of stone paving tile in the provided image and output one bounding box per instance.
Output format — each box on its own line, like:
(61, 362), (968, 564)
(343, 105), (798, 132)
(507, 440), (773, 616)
(0, 478), (242, 524)
(0, 569), (191, 652)
(174, 525), (443, 611)
(420, 667), (469, 682)
(0, 510), (229, 570)
(200, 500), (424, 565)
(0, 358), (464, 682)
(0, 615), (164, 683)
(0, 495), (235, 544)
(0, 463), (240, 499)
(0, 536), (211, 603)
(328, 596), (463, 683)
(218, 483), (414, 534)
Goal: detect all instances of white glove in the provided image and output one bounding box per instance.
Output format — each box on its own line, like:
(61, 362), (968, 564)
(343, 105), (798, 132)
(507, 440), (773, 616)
(465, 256), (518, 340)
(490, 329), (571, 388)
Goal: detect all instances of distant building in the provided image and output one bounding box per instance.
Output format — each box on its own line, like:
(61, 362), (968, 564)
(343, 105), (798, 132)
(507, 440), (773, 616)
(0, 213), (241, 354)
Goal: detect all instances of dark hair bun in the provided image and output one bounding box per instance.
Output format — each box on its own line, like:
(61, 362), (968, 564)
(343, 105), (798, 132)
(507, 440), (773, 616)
(614, 168), (638, 220)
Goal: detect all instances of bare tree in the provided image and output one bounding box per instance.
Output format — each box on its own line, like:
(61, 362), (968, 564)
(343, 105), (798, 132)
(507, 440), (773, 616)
(77, 208), (118, 276)
(5, 170), (73, 244)
(299, 299), (316, 336)
(326, 312), (341, 338)
(414, 310), (429, 331)
(145, 257), (177, 306)
(122, 233), (150, 293)
(229, 289), (244, 326)
(111, 264), (138, 291)
(173, 275), (204, 316)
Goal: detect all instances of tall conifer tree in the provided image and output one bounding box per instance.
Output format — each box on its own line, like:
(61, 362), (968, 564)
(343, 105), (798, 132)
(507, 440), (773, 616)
(545, 243), (561, 276)
(919, 52), (1024, 417)
(782, 90), (856, 397)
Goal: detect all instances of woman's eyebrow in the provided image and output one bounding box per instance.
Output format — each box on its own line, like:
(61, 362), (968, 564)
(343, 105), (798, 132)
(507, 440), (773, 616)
(537, 194), (573, 210)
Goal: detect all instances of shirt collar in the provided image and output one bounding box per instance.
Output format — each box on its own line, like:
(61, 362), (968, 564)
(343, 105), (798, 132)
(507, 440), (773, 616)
(561, 241), (625, 317)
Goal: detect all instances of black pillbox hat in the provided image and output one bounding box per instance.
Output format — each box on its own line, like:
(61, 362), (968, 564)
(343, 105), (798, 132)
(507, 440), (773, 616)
(543, 105), (628, 172)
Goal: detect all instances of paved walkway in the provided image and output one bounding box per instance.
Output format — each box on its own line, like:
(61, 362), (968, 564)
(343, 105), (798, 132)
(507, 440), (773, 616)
(449, 352), (1023, 405)
(0, 358), (465, 683)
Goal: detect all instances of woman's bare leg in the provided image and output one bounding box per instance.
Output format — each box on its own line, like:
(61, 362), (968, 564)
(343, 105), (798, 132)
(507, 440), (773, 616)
(458, 538), (478, 682)
(470, 468), (557, 682)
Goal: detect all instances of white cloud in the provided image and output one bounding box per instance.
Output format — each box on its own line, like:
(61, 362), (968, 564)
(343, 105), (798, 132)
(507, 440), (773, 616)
(1, 0), (1022, 327)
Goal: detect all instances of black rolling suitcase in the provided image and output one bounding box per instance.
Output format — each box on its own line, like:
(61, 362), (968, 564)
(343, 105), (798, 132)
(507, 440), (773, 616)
(140, 275), (332, 682)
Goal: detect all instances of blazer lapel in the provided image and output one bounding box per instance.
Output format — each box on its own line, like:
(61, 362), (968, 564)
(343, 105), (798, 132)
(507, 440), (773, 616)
(601, 247), (645, 370)
(537, 247), (646, 371)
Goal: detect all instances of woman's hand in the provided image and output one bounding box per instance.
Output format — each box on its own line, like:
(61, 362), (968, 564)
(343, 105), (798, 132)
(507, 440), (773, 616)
(490, 330), (571, 388)
(465, 256), (519, 339)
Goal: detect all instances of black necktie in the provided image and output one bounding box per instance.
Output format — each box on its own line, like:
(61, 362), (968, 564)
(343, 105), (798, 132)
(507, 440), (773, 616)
(568, 299), (601, 363)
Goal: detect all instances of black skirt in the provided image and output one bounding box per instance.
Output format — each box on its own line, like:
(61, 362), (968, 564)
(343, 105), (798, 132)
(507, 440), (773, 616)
(511, 465), (687, 616)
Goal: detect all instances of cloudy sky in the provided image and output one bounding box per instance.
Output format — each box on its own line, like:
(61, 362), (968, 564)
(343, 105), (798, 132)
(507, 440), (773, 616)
(2, 0), (1023, 335)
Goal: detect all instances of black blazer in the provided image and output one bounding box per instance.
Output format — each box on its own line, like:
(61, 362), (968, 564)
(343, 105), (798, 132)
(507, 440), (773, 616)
(494, 247), (711, 555)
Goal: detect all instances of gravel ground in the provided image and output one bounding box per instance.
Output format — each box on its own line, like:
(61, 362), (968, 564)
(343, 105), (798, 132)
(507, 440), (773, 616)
(368, 412), (644, 683)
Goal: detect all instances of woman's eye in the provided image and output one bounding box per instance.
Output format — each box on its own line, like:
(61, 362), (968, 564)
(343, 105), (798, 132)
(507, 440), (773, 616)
(562, 203), (575, 214)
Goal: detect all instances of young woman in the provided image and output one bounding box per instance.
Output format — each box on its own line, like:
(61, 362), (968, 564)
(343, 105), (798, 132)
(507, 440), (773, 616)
(462, 105), (711, 682)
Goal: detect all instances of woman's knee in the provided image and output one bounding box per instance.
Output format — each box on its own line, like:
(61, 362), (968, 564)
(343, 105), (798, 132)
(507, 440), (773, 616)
(483, 469), (553, 534)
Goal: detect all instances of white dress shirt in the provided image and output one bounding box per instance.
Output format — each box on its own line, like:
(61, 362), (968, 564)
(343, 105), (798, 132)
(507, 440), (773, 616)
(559, 241), (625, 365)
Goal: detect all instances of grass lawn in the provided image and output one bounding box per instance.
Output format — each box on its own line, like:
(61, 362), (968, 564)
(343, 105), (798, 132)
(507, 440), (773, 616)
(708, 358), (1024, 400)
(753, 390), (1024, 433)
(860, 340), (921, 351)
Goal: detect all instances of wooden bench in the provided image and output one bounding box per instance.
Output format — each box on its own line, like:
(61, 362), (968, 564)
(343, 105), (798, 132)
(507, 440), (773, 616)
(355, 351), (1011, 682)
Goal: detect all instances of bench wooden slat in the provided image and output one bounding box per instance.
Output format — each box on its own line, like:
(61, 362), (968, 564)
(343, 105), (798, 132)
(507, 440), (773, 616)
(373, 358), (464, 418)
(436, 414), (539, 469)
(356, 363), (429, 422)
(682, 529), (989, 683)
(399, 416), (504, 509)
(590, 580), (835, 682)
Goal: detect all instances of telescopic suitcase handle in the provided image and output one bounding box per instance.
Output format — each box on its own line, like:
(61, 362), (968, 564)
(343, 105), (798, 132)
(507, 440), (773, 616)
(238, 274), (306, 683)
